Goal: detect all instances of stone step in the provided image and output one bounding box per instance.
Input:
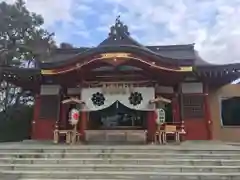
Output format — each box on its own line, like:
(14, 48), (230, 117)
(1, 158), (240, 166)
(0, 148), (239, 154)
(1, 170), (240, 180)
(1, 164), (240, 173)
(18, 179), (129, 180)
(0, 152), (240, 159)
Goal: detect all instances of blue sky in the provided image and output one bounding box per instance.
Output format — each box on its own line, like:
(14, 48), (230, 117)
(2, 0), (240, 64)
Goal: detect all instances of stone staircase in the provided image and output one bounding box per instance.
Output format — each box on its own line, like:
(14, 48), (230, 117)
(0, 142), (240, 179)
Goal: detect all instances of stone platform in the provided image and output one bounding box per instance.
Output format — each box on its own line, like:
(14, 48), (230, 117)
(0, 141), (239, 179)
(85, 130), (146, 144)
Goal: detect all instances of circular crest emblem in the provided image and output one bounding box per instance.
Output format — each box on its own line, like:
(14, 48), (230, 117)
(129, 92), (143, 106)
(91, 92), (105, 106)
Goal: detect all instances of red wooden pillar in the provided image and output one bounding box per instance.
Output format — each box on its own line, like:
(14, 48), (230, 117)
(60, 103), (67, 129)
(80, 111), (87, 141)
(31, 95), (40, 139)
(78, 88), (86, 141)
(147, 111), (155, 143)
(60, 88), (67, 129)
(203, 84), (212, 140)
(172, 94), (180, 122)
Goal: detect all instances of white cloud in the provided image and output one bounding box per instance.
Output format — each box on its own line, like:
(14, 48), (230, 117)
(2, 0), (240, 64)
(0, 0), (91, 43)
(25, 0), (74, 26)
(99, 0), (240, 64)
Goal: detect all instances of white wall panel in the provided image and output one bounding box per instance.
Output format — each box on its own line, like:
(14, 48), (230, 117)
(40, 85), (60, 95)
(155, 86), (174, 94)
(67, 88), (81, 95)
(181, 82), (203, 94)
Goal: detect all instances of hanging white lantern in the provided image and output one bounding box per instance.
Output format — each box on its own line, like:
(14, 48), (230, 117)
(155, 108), (165, 125)
(69, 108), (79, 125)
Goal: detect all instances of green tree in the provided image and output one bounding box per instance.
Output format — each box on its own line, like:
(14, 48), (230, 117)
(0, 0), (56, 110)
(0, 104), (33, 142)
(0, 0), (55, 66)
(0, 0), (57, 141)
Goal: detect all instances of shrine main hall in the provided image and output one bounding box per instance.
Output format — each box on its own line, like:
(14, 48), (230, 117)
(2, 19), (240, 143)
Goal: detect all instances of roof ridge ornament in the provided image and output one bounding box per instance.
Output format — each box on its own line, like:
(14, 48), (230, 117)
(109, 15), (130, 37)
(116, 15), (121, 24)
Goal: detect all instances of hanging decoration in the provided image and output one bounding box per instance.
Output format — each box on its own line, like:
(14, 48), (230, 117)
(129, 92), (143, 106)
(81, 87), (155, 111)
(91, 92), (105, 106)
(118, 87), (154, 110)
(69, 108), (79, 125)
(155, 108), (166, 125)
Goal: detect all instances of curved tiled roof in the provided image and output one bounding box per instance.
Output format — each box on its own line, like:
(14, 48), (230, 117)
(40, 45), (195, 69)
(39, 19), (200, 68)
(12, 17), (240, 73)
(43, 44), (196, 63)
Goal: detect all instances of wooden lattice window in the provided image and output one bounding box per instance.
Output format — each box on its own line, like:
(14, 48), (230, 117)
(182, 95), (204, 119)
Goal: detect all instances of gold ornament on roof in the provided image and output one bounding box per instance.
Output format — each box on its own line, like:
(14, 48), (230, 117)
(100, 53), (130, 59)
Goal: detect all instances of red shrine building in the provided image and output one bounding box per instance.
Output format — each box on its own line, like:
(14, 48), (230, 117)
(2, 19), (240, 143)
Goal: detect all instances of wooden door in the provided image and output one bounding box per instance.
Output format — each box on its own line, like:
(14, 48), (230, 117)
(181, 95), (210, 140)
(32, 95), (60, 140)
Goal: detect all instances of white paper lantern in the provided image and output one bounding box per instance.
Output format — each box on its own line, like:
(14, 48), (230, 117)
(69, 108), (79, 125)
(155, 108), (165, 125)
